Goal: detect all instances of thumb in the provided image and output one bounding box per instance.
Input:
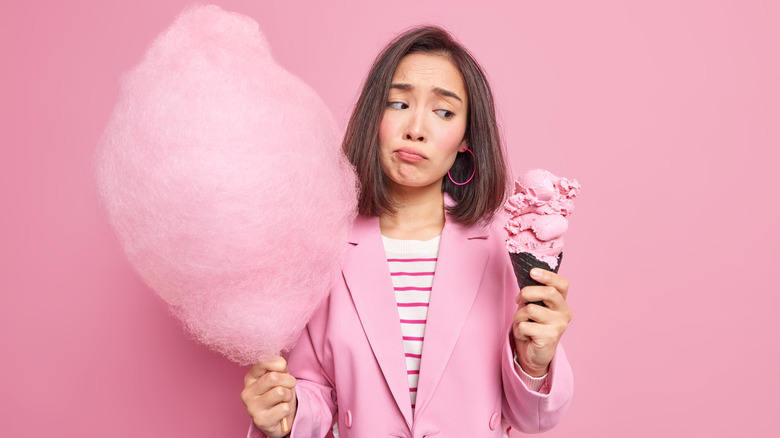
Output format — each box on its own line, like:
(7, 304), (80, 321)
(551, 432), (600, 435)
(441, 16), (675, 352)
(262, 356), (288, 373)
(247, 356), (287, 382)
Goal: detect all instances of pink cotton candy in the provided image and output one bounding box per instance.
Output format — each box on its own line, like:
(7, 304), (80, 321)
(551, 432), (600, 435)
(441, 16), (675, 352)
(94, 5), (357, 365)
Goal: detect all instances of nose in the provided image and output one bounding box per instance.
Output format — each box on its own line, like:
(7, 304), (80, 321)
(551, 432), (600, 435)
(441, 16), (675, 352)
(403, 108), (427, 142)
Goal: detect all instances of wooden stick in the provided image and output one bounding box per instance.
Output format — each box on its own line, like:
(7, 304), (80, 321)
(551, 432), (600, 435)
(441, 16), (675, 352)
(281, 417), (289, 433)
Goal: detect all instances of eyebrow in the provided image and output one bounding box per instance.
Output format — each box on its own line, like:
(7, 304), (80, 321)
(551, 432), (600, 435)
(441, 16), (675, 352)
(389, 83), (463, 103)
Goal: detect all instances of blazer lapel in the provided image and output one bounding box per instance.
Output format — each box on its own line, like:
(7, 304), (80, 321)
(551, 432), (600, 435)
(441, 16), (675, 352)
(414, 217), (491, 416)
(342, 215), (414, 428)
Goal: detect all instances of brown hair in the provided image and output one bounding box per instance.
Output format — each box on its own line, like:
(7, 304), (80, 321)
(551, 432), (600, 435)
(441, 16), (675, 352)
(343, 25), (509, 226)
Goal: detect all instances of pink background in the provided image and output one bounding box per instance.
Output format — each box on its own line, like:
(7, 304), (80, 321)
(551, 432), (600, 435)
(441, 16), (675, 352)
(2, 0), (778, 436)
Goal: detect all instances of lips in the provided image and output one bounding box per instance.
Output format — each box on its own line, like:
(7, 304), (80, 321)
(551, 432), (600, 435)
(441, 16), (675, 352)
(395, 147), (426, 162)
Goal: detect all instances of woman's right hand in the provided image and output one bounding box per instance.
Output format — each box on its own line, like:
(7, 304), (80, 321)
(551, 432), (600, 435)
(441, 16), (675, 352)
(241, 356), (297, 438)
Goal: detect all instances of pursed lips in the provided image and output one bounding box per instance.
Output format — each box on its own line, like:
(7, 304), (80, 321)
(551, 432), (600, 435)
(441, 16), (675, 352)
(395, 147), (426, 162)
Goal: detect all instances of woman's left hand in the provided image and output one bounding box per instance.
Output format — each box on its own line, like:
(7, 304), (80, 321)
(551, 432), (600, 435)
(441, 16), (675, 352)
(512, 268), (572, 377)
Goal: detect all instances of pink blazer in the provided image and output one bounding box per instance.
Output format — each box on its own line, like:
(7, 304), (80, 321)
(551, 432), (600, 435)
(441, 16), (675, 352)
(251, 212), (573, 437)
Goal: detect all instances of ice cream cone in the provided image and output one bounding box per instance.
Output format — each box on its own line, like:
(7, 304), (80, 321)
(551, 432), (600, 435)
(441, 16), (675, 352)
(504, 169), (578, 308)
(509, 251), (563, 289)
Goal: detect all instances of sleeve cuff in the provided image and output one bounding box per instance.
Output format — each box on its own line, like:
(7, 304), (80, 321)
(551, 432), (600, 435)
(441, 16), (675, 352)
(513, 351), (548, 392)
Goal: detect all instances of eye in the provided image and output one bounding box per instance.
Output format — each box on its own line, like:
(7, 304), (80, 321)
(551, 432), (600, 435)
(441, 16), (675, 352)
(387, 102), (408, 110)
(435, 109), (455, 119)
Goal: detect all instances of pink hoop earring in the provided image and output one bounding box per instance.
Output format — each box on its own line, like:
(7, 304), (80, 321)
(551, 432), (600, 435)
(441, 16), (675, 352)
(447, 147), (476, 186)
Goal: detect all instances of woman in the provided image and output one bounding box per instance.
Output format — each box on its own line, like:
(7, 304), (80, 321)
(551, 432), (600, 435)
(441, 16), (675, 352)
(242, 26), (574, 437)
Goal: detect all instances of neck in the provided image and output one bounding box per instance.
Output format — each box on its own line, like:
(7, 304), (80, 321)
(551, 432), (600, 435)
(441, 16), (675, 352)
(380, 181), (446, 240)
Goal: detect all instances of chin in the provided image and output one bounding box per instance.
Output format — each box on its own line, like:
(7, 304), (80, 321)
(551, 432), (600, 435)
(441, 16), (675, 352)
(394, 178), (443, 190)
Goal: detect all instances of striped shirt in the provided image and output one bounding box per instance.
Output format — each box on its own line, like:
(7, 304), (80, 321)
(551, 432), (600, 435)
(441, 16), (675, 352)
(382, 235), (440, 414)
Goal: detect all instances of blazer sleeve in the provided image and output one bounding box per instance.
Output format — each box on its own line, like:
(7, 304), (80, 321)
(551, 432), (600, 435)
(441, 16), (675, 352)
(498, 250), (574, 433)
(501, 337), (573, 432)
(247, 300), (338, 438)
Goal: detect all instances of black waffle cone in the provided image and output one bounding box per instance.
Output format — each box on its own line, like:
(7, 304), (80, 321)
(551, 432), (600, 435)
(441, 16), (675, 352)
(509, 251), (563, 289)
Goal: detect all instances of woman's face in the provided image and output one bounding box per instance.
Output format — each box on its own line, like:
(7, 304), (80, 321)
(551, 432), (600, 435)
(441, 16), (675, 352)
(378, 52), (468, 192)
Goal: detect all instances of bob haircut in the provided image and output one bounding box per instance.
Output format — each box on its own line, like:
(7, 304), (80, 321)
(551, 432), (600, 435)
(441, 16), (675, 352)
(343, 25), (510, 226)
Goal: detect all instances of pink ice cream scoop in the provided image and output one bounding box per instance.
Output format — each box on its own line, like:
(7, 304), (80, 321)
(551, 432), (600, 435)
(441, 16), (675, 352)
(504, 169), (580, 271)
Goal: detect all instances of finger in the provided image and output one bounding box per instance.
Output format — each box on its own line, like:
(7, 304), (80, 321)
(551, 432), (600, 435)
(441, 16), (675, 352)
(258, 371), (297, 392)
(513, 320), (538, 342)
(245, 370), (295, 398)
(245, 372), (297, 402)
(530, 268), (570, 300)
(244, 383), (295, 421)
(518, 285), (566, 310)
(514, 320), (555, 345)
(254, 386), (295, 422)
(244, 368), (260, 388)
(246, 361), (269, 383)
(514, 302), (555, 325)
(513, 310), (570, 344)
(262, 356), (288, 373)
(250, 400), (295, 432)
(246, 356), (288, 384)
(259, 384), (296, 405)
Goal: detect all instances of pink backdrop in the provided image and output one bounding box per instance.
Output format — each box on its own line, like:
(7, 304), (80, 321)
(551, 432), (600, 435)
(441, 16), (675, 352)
(2, 0), (778, 436)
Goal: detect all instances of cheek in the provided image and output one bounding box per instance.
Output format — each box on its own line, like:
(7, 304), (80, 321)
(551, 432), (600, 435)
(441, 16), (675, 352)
(437, 123), (467, 152)
(378, 113), (398, 146)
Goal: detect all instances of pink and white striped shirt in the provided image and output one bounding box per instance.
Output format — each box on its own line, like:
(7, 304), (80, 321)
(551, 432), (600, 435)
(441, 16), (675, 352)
(382, 235), (440, 415)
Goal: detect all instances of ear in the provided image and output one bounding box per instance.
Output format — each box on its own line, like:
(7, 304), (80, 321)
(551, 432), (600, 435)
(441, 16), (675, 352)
(458, 138), (469, 152)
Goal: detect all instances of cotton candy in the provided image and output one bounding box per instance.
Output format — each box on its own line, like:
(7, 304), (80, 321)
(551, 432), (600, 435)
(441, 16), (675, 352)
(94, 5), (357, 365)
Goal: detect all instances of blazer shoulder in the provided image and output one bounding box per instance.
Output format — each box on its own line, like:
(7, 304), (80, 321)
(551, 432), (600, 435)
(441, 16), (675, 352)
(480, 215), (510, 250)
(347, 215), (380, 245)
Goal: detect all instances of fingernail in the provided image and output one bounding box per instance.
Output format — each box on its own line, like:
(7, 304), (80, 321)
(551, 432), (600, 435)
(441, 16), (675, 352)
(530, 268), (543, 279)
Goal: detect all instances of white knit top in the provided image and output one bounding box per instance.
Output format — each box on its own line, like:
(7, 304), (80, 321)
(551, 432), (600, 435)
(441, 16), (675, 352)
(382, 235), (440, 414)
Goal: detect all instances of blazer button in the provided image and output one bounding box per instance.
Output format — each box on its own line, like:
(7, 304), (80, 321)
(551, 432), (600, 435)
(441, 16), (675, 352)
(489, 412), (500, 431)
(345, 409), (353, 428)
